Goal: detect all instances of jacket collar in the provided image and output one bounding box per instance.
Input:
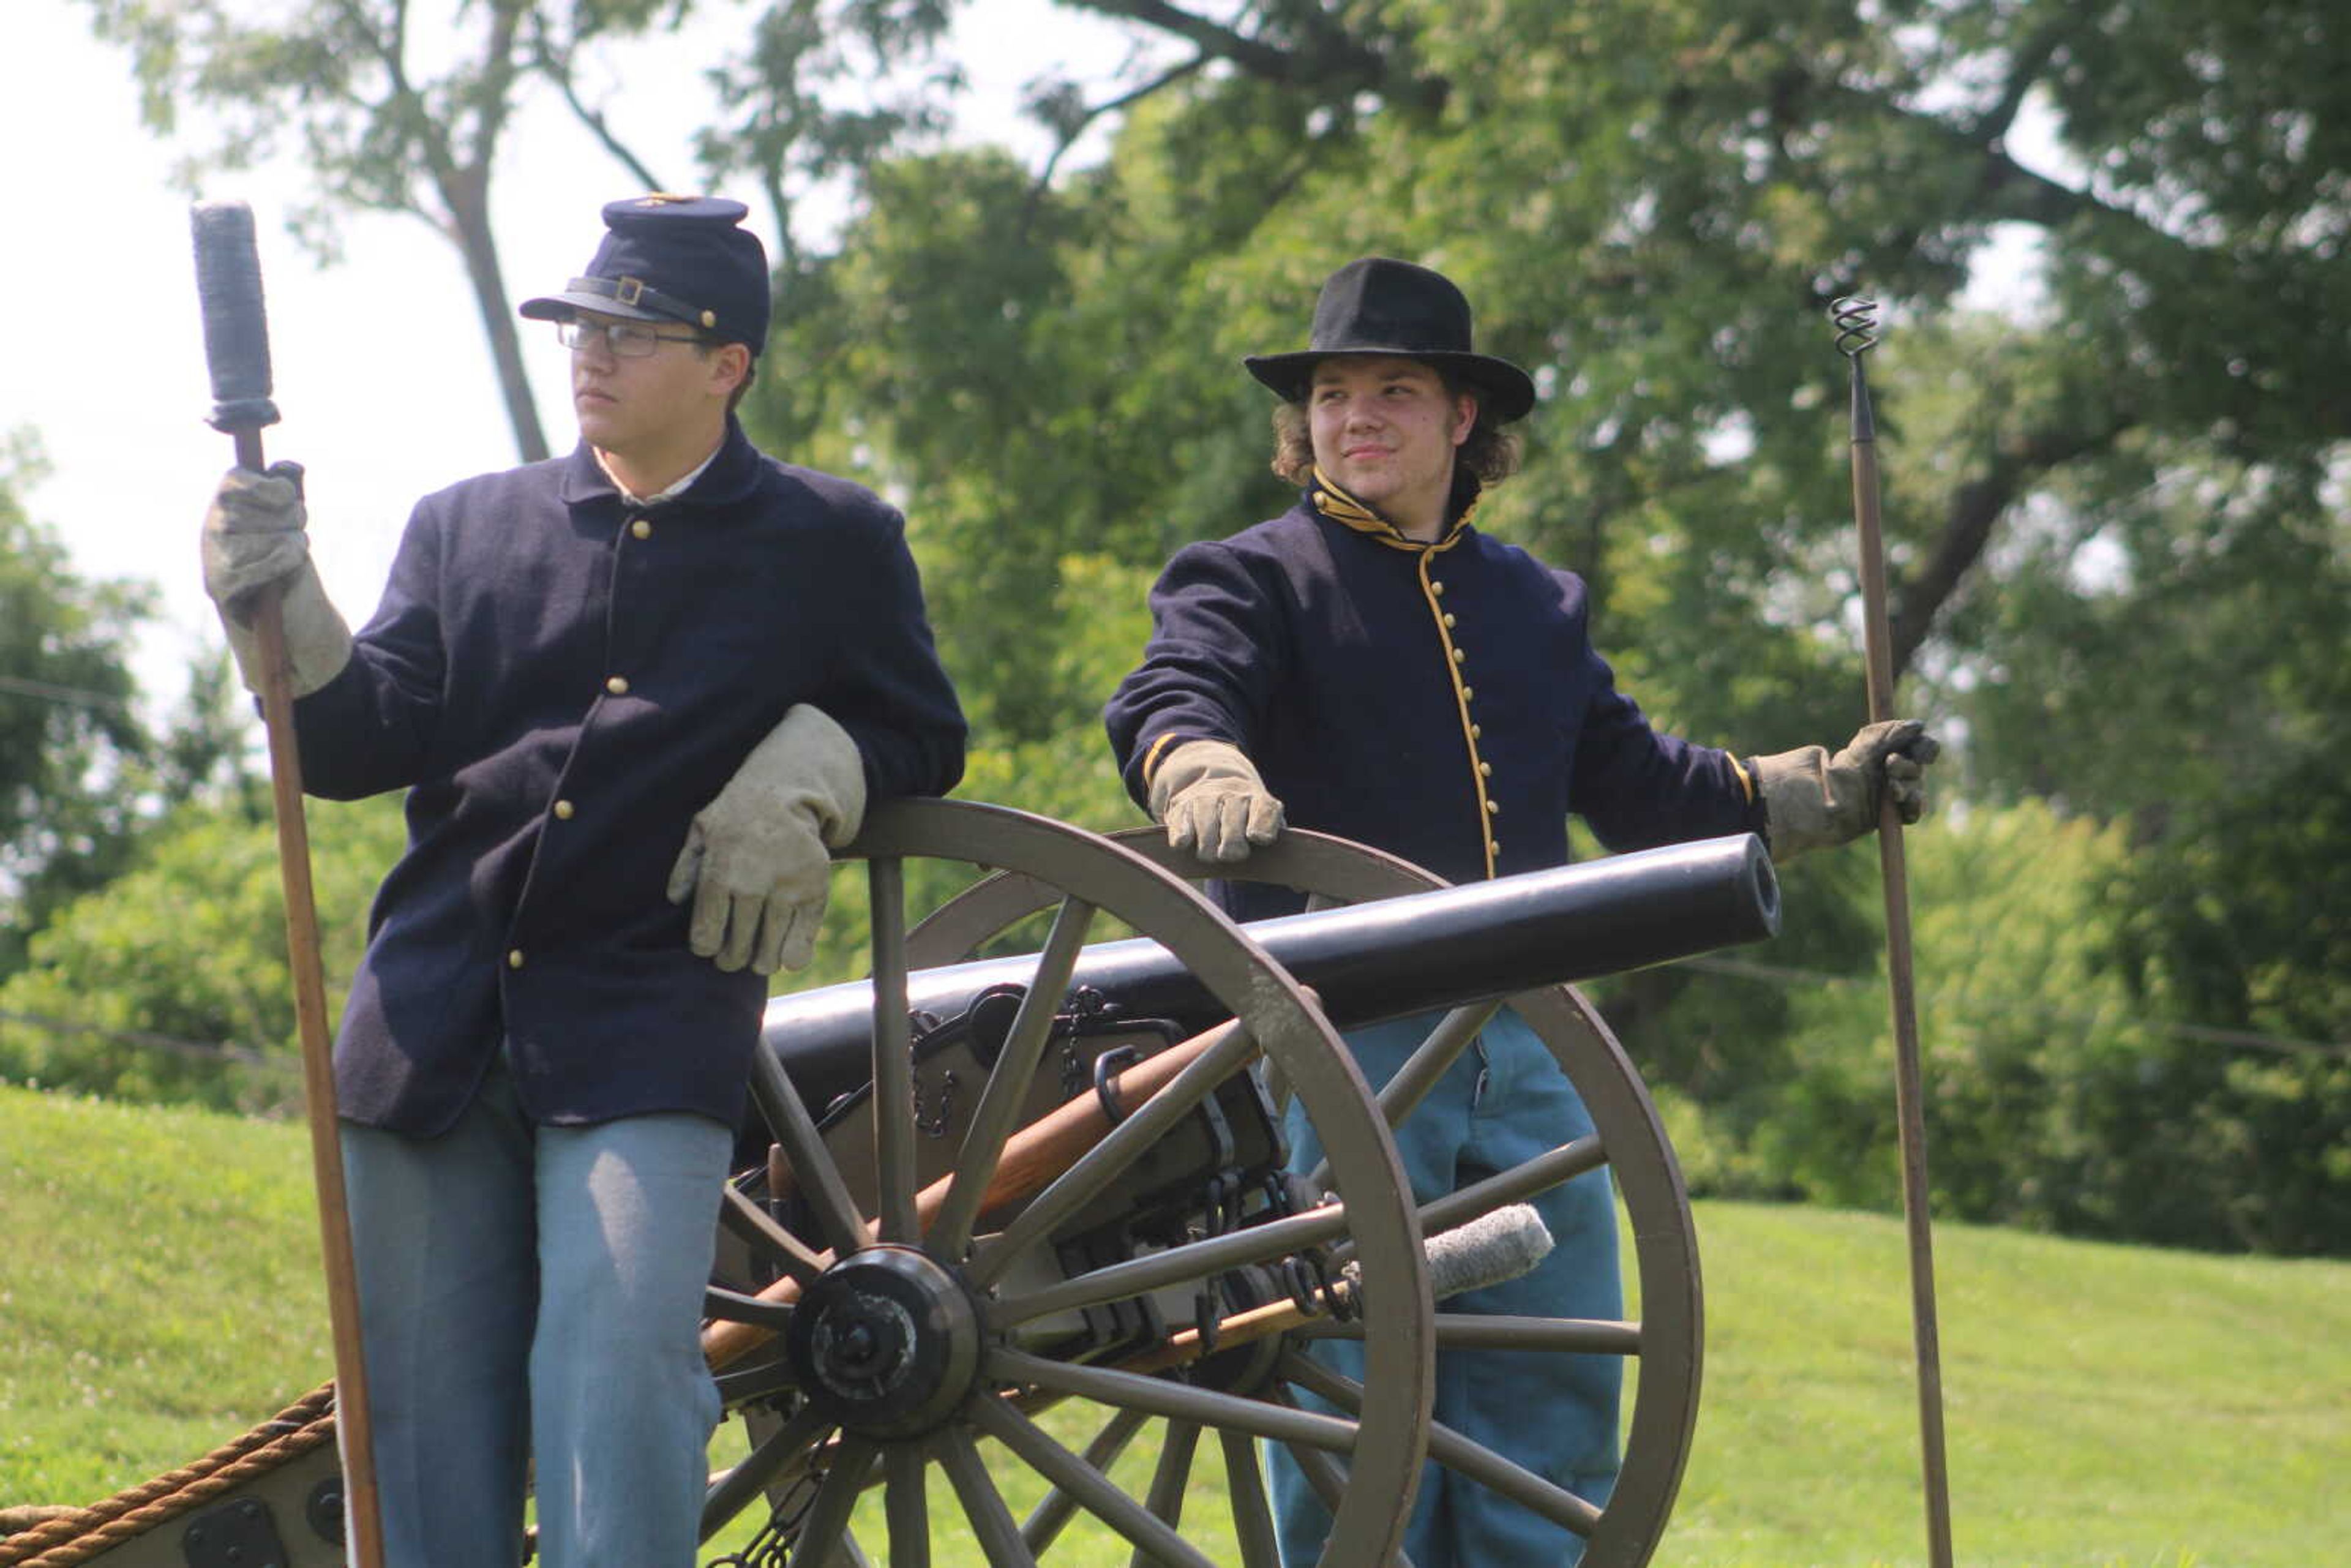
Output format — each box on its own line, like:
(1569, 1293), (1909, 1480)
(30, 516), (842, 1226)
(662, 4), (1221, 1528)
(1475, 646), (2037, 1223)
(1306, 465), (1483, 553)
(558, 415), (763, 509)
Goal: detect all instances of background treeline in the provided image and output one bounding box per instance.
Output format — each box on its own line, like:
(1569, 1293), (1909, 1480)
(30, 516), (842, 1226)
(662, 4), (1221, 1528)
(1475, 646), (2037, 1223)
(4, 0), (2344, 1256)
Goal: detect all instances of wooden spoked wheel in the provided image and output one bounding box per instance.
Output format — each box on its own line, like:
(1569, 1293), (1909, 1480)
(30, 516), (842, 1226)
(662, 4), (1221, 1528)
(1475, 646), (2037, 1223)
(698, 800), (1435, 1567)
(904, 827), (1703, 1568)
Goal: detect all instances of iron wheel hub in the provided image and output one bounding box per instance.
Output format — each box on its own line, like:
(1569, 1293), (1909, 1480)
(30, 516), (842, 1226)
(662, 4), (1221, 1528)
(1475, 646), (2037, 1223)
(785, 1245), (981, 1439)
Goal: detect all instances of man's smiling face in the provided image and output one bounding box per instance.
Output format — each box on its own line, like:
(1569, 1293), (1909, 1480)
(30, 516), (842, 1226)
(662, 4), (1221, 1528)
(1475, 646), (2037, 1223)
(1306, 355), (1477, 538)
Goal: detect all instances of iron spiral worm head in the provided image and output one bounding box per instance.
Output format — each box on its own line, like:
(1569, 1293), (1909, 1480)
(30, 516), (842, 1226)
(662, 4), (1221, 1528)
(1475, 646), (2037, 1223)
(1831, 296), (1880, 358)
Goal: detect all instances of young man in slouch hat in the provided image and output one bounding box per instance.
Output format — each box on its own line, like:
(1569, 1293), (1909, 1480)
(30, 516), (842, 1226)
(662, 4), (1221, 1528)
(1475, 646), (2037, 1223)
(1106, 257), (1935, 1564)
(200, 195), (965, 1566)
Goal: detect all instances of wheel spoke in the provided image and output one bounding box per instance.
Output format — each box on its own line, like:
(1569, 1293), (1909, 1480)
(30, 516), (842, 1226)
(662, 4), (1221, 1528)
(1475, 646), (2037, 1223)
(967, 1019), (1261, 1289)
(1276, 1398), (1346, 1514)
(1220, 1427), (1283, 1568)
(936, 1426), (1038, 1568)
(718, 1182), (827, 1287)
(1332, 1133), (1608, 1274)
(929, 894), (1098, 1259)
(1021, 1406), (1147, 1556)
(964, 1396), (1217, 1568)
(1300, 1313), (1643, 1356)
(789, 1431), (878, 1568)
(751, 1040), (867, 1256)
(713, 1356), (799, 1409)
(1307, 1000), (1502, 1191)
(699, 1402), (833, 1542)
(703, 1284), (794, 1332)
(883, 1440), (930, 1568)
(993, 1200), (1353, 1327)
(869, 856), (918, 1243)
(1419, 1133), (1605, 1235)
(1281, 1349), (1599, 1537)
(986, 1348), (1361, 1454)
(1134, 1419), (1202, 1565)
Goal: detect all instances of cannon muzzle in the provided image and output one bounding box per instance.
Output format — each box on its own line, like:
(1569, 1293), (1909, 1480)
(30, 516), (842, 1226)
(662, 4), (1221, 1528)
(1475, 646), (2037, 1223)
(765, 833), (1776, 1112)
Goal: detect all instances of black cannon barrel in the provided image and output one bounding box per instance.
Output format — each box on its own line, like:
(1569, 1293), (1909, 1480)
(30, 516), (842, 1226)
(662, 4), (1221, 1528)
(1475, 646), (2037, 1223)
(763, 833), (1778, 1112)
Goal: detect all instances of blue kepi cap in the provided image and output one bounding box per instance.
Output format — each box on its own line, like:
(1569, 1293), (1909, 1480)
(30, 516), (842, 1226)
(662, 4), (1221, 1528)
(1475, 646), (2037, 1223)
(520, 195), (770, 354)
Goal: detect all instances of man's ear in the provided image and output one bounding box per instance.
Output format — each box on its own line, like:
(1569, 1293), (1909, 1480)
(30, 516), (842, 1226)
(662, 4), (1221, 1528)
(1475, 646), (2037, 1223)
(1452, 389), (1480, 447)
(712, 343), (753, 399)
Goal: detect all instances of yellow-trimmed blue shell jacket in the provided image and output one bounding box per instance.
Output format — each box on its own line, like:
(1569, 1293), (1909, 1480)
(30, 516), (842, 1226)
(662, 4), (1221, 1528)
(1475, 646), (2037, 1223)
(293, 419), (966, 1136)
(1105, 482), (1762, 920)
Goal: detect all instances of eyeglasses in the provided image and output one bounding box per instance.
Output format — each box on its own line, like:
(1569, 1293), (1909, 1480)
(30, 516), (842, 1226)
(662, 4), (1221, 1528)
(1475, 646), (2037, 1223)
(556, 318), (711, 358)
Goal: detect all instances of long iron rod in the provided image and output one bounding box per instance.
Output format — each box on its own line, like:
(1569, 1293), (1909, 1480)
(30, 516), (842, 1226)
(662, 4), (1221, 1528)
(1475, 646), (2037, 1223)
(1839, 301), (1956, 1568)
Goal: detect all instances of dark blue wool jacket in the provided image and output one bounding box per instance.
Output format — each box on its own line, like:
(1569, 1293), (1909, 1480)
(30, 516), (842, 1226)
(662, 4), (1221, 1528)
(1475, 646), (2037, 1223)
(1104, 489), (1761, 920)
(296, 421), (966, 1135)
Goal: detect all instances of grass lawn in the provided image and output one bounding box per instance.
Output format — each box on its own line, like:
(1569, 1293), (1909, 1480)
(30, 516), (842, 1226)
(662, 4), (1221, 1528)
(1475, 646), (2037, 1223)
(4, 1084), (2344, 1565)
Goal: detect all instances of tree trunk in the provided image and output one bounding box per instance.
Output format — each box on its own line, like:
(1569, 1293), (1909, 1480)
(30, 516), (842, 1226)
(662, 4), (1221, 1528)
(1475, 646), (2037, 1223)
(444, 174), (550, 464)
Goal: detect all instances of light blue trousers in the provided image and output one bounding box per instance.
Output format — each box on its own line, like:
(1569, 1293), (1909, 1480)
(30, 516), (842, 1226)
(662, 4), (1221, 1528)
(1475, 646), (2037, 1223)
(339, 1057), (732, 1568)
(1270, 1010), (1623, 1567)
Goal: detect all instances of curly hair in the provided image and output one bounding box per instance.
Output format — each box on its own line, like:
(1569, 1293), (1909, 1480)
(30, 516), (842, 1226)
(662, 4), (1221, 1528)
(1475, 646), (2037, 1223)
(1269, 370), (1524, 489)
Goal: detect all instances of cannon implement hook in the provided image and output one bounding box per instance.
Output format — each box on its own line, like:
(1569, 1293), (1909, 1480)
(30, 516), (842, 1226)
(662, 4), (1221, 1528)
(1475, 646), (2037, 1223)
(1832, 293), (1957, 1568)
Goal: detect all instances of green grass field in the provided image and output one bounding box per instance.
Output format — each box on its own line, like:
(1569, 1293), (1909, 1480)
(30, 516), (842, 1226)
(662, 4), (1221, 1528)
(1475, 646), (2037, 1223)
(3, 1084), (2343, 1566)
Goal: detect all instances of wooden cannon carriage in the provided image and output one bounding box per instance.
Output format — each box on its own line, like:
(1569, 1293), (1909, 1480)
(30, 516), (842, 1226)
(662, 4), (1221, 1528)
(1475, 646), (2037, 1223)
(2, 798), (1779, 1568)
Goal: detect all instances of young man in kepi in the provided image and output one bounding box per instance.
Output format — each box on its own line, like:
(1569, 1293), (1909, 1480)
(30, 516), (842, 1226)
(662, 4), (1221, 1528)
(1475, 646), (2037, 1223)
(200, 194), (966, 1566)
(1106, 255), (1935, 1565)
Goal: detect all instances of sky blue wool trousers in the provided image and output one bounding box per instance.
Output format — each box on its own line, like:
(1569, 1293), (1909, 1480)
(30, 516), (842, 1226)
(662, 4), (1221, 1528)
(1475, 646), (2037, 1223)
(1269, 1009), (1623, 1567)
(339, 1056), (732, 1567)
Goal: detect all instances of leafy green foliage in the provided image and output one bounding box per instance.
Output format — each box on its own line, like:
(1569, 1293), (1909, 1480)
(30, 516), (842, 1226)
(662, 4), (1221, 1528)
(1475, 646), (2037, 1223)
(0, 798), (404, 1114)
(1658, 801), (2351, 1256)
(0, 437), (155, 972)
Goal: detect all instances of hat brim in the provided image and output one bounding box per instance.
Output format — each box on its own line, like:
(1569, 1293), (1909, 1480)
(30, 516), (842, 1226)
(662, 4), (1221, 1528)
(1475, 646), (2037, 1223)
(1245, 348), (1537, 424)
(518, 289), (669, 326)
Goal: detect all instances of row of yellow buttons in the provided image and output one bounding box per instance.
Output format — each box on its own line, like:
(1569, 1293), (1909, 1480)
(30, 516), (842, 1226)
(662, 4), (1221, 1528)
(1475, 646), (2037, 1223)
(1431, 579), (1501, 860)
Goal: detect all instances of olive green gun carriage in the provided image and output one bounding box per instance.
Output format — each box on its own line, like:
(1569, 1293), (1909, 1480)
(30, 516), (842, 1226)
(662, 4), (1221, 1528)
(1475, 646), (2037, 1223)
(5, 798), (1778, 1568)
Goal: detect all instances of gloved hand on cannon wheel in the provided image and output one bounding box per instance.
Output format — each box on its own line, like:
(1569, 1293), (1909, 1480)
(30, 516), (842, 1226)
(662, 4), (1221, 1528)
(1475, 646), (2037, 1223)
(1149, 738), (1285, 864)
(667, 703), (868, 976)
(1752, 718), (1941, 860)
(200, 462), (353, 697)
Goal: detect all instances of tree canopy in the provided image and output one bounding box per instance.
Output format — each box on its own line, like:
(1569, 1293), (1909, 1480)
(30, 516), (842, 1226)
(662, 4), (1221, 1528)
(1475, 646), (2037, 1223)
(0, 436), (155, 970)
(47, 0), (2349, 1251)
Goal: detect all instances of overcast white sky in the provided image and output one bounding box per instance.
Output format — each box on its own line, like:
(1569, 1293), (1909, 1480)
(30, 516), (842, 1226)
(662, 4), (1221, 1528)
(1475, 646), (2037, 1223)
(1, 0), (1150, 719)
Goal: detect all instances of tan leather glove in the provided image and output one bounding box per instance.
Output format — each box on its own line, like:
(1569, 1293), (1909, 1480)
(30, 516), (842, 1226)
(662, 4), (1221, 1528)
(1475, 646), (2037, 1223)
(1148, 738), (1285, 864)
(1754, 719), (1940, 861)
(200, 464), (352, 697)
(667, 704), (868, 974)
